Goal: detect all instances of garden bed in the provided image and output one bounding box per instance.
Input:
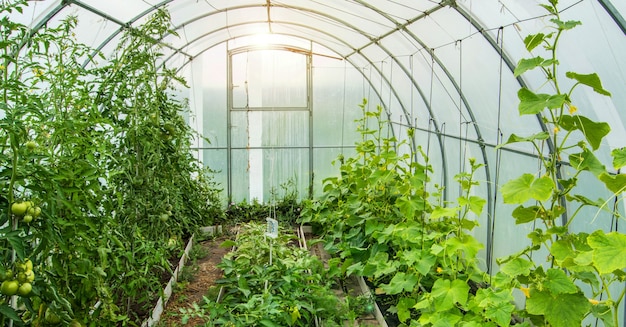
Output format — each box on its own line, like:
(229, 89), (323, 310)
(153, 223), (385, 326)
(141, 226), (225, 327)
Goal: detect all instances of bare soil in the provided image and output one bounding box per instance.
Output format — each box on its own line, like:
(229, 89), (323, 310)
(158, 235), (231, 326)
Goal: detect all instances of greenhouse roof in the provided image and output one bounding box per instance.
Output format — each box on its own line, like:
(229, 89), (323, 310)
(14, 0), (625, 157)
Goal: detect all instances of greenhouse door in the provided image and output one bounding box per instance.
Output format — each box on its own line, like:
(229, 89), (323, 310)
(227, 47), (312, 202)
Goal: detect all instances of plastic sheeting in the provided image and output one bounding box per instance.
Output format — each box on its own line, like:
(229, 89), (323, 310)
(8, 0), (626, 275)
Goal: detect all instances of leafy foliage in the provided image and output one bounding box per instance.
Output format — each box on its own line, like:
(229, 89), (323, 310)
(300, 100), (517, 325)
(497, 1), (625, 326)
(0, 1), (223, 325)
(187, 222), (349, 326)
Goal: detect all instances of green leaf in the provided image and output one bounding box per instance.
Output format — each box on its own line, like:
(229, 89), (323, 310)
(551, 239), (576, 266)
(396, 194), (427, 220)
(259, 319), (279, 327)
(569, 149), (606, 177)
(430, 206), (459, 219)
(559, 115), (610, 150)
(0, 304), (23, 326)
(566, 72), (611, 96)
(401, 249), (436, 275)
(526, 289), (590, 327)
(397, 297), (416, 322)
(497, 132), (550, 149)
(446, 234), (483, 259)
(458, 196), (486, 216)
(500, 257), (533, 277)
(514, 57), (544, 77)
(430, 279), (469, 311)
(381, 272), (419, 295)
(501, 173), (554, 204)
(220, 240), (236, 248)
(518, 88), (567, 115)
(611, 147), (626, 170)
(5, 230), (26, 260)
(475, 288), (515, 326)
(551, 19), (582, 31)
(524, 33), (546, 52)
(512, 205), (543, 224)
(588, 230), (626, 274)
(599, 173), (626, 194)
(544, 268), (579, 294)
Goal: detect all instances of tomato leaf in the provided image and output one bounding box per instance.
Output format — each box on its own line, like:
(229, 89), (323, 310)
(0, 304), (23, 326)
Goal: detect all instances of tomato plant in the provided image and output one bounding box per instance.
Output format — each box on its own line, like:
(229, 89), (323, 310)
(1, 1), (224, 326)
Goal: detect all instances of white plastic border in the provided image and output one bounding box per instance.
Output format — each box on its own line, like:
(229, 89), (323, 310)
(140, 225), (222, 327)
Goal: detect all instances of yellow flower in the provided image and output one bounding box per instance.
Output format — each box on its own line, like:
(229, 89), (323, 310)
(519, 287), (530, 298)
(588, 298), (600, 305)
(569, 104), (578, 115)
(436, 267), (443, 273)
(553, 126), (559, 134)
(0, 65), (5, 70)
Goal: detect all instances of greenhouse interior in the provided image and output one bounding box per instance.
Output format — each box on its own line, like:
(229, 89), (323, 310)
(1, 0), (626, 326)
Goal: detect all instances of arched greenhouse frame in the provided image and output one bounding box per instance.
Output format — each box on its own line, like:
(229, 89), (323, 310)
(1, 0), (626, 326)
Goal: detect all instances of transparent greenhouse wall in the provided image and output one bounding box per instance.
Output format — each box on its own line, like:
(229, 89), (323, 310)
(185, 43), (382, 203)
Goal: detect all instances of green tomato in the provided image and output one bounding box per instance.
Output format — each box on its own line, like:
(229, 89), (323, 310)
(24, 259), (33, 271)
(44, 308), (61, 324)
(23, 214), (33, 223)
(26, 141), (37, 150)
(1, 280), (19, 296)
(25, 270), (35, 282)
(159, 213), (169, 222)
(17, 282), (32, 296)
(11, 202), (28, 216)
(0, 268), (12, 282)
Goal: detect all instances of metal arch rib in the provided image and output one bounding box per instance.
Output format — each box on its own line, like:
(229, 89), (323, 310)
(453, 5), (564, 273)
(350, 0), (490, 220)
(74, 0), (193, 68)
(159, 3), (444, 156)
(597, 0), (626, 35)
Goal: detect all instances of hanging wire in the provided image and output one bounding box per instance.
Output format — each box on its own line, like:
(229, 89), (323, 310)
(457, 39), (465, 199)
(424, 48), (435, 179)
(341, 59), (347, 156)
(489, 26), (505, 277)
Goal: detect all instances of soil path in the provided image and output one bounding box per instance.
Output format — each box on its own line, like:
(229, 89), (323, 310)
(159, 235), (230, 326)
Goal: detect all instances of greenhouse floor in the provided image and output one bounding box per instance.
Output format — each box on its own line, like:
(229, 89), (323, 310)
(157, 228), (383, 326)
